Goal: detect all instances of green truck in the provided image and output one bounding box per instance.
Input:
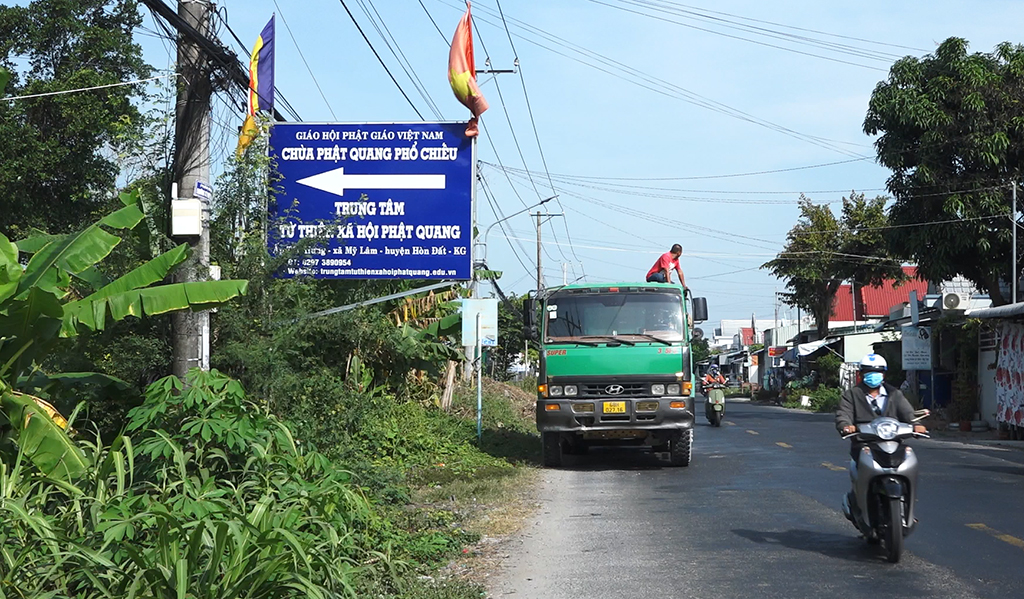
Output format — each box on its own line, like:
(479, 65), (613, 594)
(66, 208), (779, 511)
(523, 282), (708, 467)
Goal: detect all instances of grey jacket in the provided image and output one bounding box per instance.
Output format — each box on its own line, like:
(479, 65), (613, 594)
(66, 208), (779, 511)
(835, 382), (915, 433)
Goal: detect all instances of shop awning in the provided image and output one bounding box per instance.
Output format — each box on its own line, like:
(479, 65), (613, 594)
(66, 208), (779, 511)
(781, 337), (840, 361)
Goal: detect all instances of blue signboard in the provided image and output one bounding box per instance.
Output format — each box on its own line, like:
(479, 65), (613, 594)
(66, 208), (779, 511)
(268, 122), (474, 279)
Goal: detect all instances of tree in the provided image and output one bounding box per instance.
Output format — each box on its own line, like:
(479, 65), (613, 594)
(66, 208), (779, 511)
(864, 38), (1024, 305)
(691, 336), (711, 364)
(764, 194), (904, 338)
(0, 0), (149, 239)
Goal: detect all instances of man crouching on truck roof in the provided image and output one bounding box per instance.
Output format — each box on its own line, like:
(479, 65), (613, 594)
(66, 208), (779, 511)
(646, 243), (686, 288)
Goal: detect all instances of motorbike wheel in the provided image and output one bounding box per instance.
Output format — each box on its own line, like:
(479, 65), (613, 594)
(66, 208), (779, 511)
(884, 496), (904, 563)
(710, 411), (723, 427)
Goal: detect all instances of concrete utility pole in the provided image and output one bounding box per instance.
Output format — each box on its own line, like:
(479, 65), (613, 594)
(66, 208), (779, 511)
(536, 212), (543, 291)
(532, 211), (564, 292)
(171, 0), (213, 378)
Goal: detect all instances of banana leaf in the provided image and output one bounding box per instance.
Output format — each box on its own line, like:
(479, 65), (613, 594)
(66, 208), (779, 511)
(61, 279), (249, 336)
(0, 232), (22, 304)
(17, 371), (130, 393)
(77, 244), (190, 304)
(0, 391), (87, 481)
(16, 205), (144, 296)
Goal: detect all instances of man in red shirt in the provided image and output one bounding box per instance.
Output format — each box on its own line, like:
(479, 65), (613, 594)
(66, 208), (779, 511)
(646, 244), (686, 287)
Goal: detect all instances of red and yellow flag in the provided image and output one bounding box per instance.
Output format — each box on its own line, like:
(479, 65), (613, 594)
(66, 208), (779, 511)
(448, 2), (488, 137)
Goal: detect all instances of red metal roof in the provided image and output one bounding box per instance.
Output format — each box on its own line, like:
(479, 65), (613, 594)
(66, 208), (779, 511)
(830, 267), (928, 321)
(740, 327), (755, 345)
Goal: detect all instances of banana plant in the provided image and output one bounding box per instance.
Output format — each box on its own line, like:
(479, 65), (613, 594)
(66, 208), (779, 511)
(0, 189), (248, 480)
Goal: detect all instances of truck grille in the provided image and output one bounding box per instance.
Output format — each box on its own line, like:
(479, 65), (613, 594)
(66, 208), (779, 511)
(581, 383), (647, 397)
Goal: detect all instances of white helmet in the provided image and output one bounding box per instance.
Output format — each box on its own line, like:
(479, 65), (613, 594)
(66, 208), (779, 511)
(859, 353), (887, 372)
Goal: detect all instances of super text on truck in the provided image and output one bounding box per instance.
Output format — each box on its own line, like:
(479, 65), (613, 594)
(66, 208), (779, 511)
(523, 282), (708, 467)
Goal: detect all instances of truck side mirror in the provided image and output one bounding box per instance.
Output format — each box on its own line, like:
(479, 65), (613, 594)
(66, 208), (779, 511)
(691, 297), (708, 323)
(522, 298), (538, 340)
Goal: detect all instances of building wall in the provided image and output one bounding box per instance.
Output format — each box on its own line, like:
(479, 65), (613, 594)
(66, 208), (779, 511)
(842, 332), (893, 362)
(979, 348), (999, 426)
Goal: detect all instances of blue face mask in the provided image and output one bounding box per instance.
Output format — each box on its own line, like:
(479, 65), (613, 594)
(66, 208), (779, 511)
(863, 372), (884, 388)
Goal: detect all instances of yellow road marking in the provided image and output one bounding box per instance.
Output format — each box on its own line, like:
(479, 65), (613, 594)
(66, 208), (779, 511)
(776, 442), (793, 448)
(967, 523), (1024, 550)
(724, 421), (737, 426)
(746, 430), (759, 435)
(821, 462), (846, 472)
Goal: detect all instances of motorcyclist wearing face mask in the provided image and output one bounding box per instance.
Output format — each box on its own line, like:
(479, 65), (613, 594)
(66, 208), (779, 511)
(836, 353), (926, 458)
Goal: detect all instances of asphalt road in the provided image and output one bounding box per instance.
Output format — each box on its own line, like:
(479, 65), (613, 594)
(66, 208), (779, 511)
(489, 400), (1024, 599)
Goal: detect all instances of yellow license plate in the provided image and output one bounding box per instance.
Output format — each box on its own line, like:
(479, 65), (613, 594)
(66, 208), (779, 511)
(603, 401), (626, 414)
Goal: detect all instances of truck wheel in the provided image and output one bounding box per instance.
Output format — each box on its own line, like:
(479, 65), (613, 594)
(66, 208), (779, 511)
(669, 430), (692, 467)
(542, 432), (564, 467)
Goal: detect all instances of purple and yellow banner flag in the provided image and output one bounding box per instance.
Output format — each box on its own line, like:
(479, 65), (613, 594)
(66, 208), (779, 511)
(237, 15), (275, 155)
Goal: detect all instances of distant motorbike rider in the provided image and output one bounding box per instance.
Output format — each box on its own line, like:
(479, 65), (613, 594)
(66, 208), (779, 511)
(835, 353), (926, 459)
(703, 366), (726, 388)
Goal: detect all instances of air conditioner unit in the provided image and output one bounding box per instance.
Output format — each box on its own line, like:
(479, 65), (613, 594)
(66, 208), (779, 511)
(941, 292), (971, 311)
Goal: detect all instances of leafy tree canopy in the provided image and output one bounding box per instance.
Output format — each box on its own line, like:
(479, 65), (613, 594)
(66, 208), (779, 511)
(865, 37), (1024, 304)
(764, 193), (904, 337)
(0, 0), (149, 239)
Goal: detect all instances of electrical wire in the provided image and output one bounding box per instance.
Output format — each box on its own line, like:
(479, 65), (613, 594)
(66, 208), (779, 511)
(589, 0), (901, 68)
(479, 172), (534, 274)
(272, 0), (338, 119)
(336, 0), (425, 119)
(494, 0), (586, 282)
(2, 74), (174, 101)
(216, 13), (303, 120)
(433, 0), (868, 158)
(419, 0), (451, 47)
(651, 1), (925, 53)
(481, 157), (871, 182)
(355, 0), (444, 119)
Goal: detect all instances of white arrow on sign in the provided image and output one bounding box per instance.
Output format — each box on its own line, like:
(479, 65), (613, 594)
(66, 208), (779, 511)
(295, 167), (446, 197)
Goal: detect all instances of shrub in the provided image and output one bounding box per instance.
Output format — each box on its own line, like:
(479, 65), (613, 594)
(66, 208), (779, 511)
(810, 387), (841, 413)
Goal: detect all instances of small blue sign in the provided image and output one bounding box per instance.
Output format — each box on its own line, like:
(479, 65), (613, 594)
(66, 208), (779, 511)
(268, 122), (474, 279)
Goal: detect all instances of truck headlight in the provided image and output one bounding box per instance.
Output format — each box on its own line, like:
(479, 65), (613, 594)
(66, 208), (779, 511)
(651, 384), (665, 395)
(564, 385), (578, 396)
(667, 383), (681, 395)
(549, 385), (563, 397)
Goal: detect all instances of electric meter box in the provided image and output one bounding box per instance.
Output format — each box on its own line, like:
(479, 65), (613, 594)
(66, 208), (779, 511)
(171, 199), (203, 237)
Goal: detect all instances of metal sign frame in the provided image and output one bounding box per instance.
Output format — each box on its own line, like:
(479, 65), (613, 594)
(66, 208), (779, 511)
(268, 121), (475, 280)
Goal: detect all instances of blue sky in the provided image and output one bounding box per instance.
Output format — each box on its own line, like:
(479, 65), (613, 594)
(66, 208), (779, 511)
(133, 0), (1024, 325)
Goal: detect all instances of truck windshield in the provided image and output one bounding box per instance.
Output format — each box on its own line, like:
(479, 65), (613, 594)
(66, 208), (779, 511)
(545, 292), (684, 342)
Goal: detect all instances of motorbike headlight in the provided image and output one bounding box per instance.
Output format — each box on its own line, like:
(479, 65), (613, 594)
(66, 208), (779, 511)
(876, 421), (898, 440)
(549, 385), (563, 397)
(651, 384), (665, 395)
(667, 383), (681, 395)
(564, 385), (578, 396)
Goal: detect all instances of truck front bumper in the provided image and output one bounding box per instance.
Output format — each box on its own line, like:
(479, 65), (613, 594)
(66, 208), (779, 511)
(536, 397), (695, 433)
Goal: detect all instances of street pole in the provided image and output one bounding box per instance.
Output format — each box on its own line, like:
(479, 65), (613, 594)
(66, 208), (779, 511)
(476, 312), (483, 443)
(536, 212), (543, 291)
(171, 0), (213, 379)
(562, 263), (568, 286)
(532, 211), (565, 292)
(1013, 181), (1018, 303)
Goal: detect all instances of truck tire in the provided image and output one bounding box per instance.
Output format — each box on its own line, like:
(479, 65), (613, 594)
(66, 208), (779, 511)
(542, 432), (563, 467)
(669, 429), (692, 467)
